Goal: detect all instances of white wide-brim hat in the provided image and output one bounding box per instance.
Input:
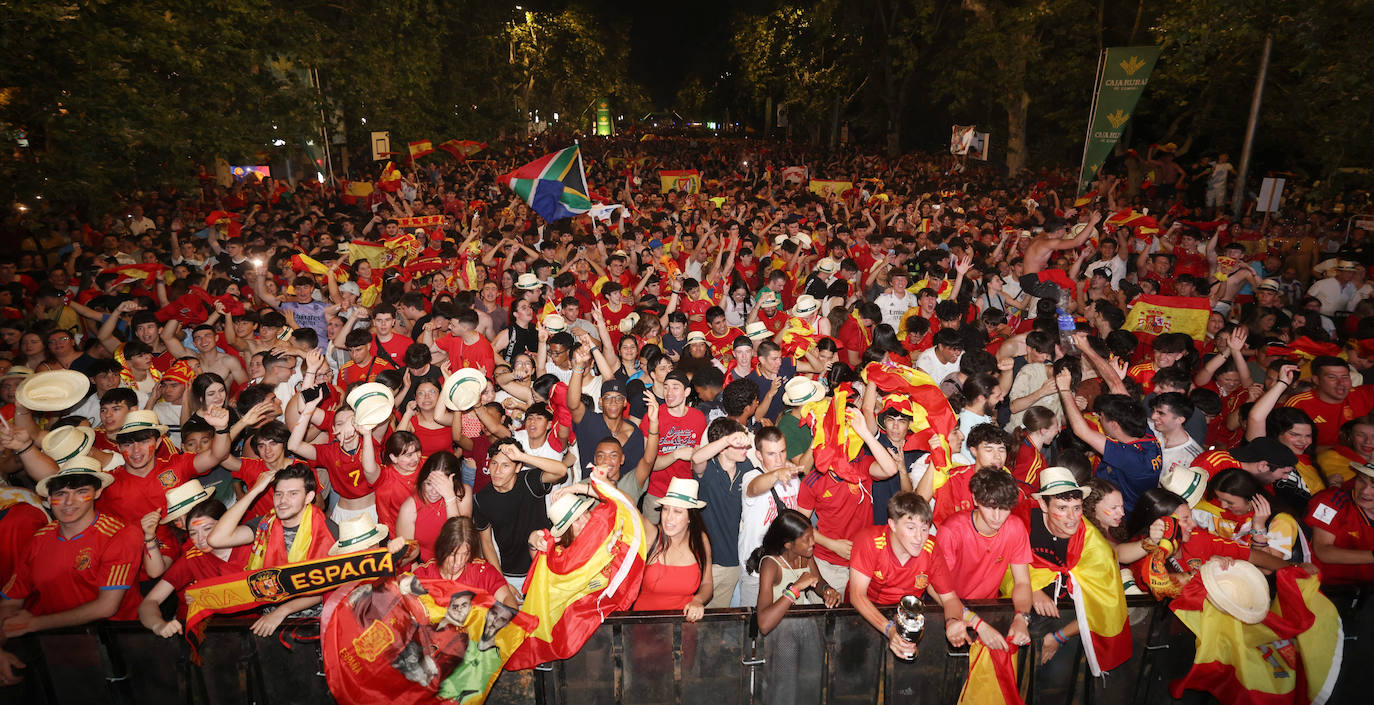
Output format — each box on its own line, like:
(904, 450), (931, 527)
(441, 368), (489, 412)
(35, 455), (114, 498)
(1199, 558), (1270, 625)
(115, 409), (169, 440)
(346, 382), (396, 428)
(790, 294), (820, 317)
(161, 479), (215, 524)
(40, 425), (95, 465)
(1032, 466), (1089, 499)
(17, 370), (90, 412)
(782, 377), (825, 406)
(1161, 466), (1208, 508)
(329, 514), (389, 555)
(548, 491), (598, 538)
(656, 477), (706, 509)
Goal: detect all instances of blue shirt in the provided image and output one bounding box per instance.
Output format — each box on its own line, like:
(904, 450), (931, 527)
(747, 359), (798, 422)
(1099, 438), (1164, 513)
(698, 458), (747, 567)
(279, 300), (331, 349)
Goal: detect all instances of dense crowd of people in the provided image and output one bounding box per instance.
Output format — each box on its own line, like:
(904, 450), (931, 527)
(0, 133), (1372, 699)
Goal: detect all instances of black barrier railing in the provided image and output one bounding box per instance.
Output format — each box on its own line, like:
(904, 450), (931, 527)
(3, 590), (1372, 705)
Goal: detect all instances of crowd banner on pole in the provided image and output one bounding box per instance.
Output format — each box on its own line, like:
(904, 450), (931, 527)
(1076, 46), (1163, 195)
(950, 125), (990, 160)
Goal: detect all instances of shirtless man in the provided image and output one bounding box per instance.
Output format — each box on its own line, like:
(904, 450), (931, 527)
(1019, 210), (1101, 298)
(161, 319), (248, 387)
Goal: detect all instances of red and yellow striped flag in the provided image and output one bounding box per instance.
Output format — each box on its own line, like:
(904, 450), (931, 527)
(959, 642), (1024, 705)
(289, 253), (330, 277)
(808, 179), (854, 197)
(408, 139), (434, 159)
(1124, 294), (1211, 342)
(378, 161), (402, 192)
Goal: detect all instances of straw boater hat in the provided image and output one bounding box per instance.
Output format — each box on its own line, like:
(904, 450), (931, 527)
(441, 368), (489, 412)
(16, 370), (90, 412)
(790, 294), (820, 317)
(161, 479), (215, 524)
(516, 273), (541, 290)
(792, 233), (813, 250)
(744, 321), (772, 342)
(547, 491), (597, 538)
(656, 477), (707, 509)
(346, 383), (396, 428)
(1198, 558), (1270, 625)
(816, 257), (839, 275)
(756, 292), (780, 310)
(1032, 467), (1091, 499)
(40, 425), (95, 465)
(542, 313), (568, 333)
(35, 455), (114, 498)
(1161, 466), (1208, 508)
(1355, 462), (1374, 479)
(329, 514), (389, 556)
(782, 377), (825, 406)
(618, 312), (641, 334)
(685, 331), (708, 346)
(1, 365), (33, 381)
(1255, 278), (1282, 293)
(115, 409), (169, 441)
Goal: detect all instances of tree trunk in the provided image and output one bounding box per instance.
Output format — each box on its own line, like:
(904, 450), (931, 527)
(1004, 86), (1030, 173)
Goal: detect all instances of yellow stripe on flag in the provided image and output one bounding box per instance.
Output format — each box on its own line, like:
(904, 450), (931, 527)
(808, 180), (853, 197)
(1124, 294), (1212, 341)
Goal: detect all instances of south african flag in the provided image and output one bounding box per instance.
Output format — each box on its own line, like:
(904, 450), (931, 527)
(500, 145), (593, 223)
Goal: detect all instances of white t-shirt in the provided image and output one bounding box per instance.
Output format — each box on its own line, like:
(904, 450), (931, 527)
(874, 291), (920, 330)
(738, 467), (800, 576)
(915, 347), (961, 386)
(1157, 433), (1203, 479)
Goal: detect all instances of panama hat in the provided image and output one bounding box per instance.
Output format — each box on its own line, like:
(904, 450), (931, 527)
(35, 455), (114, 498)
(40, 425), (95, 465)
(547, 491), (598, 538)
(1160, 466), (1209, 508)
(542, 313), (568, 333)
(618, 312), (641, 334)
(1032, 466), (1090, 499)
(1336, 260), (1362, 272)
(441, 368), (489, 412)
(329, 514), (389, 556)
(792, 233), (813, 250)
(790, 294), (820, 317)
(1120, 568), (1145, 596)
(1, 365), (33, 381)
(115, 409), (169, 441)
(744, 321), (772, 341)
(346, 383), (395, 428)
(656, 477), (707, 509)
(161, 479), (215, 524)
(756, 292), (780, 309)
(816, 257), (839, 275)
(1255, 278), (1282, 293)
(685, 330), (707, 346)
(516, 273), (542, 290)
(773, 234), (790, 247)
(16, 370), (90, 412)
(782, 377), (825, 406)
(1198, 558), (1270, 624)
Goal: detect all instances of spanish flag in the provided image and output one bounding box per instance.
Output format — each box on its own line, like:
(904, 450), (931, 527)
(659, 169), (701, 194)
(1124, 295), (1211, 342)
(796, 383), (869, 484)
(347, 240), (390, 269)
(102, 263), (170, 288)
(862, 362), (958, 470)
(358, 280), (382, 308)
(959, 642), (1024, 705)
(506, 475), (646, 670)
(378, 161), (402, 192)
(438, 139), (487, 160)
(407, 139), (434, 160)
(778, 316), (822, 359)
(808, 179), (854, 197)
(341, 180), (374, 206)
(1001, 521), (1131, 675)
(1104, 209), (1160, 238)
(1169, 565), (1343, 705)
(289, 253), (330, 277)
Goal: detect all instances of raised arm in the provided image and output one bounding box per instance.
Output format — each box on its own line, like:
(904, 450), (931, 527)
(1053, 368), (1106, 454)
(1246, 364), (1298, 440)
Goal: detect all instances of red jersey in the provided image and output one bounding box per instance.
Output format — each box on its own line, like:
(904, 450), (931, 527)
(1284, 390), (1356, 448)
(311, 442), (378, 500)
(703, 327), (741, 359)
(757, 307), (788, 335)
(338, 356), (392, 389)
(1190, 449), (1241, 478)
(932, 465), (977, 527)
(161, 544), (251, 594)
(1173, 527), (1248, 573)
(599, 301), (634, 329)
(835, 315), (871, 359)
(1127, 362), (1157, 395)
(373, 465), (419, 531)
(797, 468), (874, 566)
(435, 333), (496, 380)
(848, 524), (944, 605)
(99, 453), (202, 525)
(371, 333), (413, 369)
(412, 557), (508, 596)
(932, 511), (1032, 600)
(0, 501), (49, 586)
(1013, 442), (1047, 488)
(1305, 487), (1374, 584)
(1, 513), (142, 620)
(642, 406), (707, 497)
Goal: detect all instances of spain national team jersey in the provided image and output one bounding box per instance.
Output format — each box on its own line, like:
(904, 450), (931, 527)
(1, 512), (142, 620)
(1305, 487), (1374, 584)
(99, 452), (202, 525)
(1284, 390), (1356, 448)
(797, 467), (875, 566)
(848, 524), (947, 605)
(932, 510), (1032, 601)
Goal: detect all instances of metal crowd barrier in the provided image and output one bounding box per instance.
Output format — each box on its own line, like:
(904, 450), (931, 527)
(3, 590), (1371, 705)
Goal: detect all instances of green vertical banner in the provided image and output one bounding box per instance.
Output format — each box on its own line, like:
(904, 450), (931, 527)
(1077, 46), (1162, 195)
(595, 97), (613, 136)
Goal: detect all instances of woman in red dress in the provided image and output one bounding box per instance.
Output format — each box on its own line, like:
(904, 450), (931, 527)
(632, 478), (713, 622)
(400, 380), (456, 458)
(396, 452), (471, 562)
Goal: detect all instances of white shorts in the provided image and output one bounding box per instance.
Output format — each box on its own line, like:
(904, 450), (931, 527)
(330, 503), (378, 526)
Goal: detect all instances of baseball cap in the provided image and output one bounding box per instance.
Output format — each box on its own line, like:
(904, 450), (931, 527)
(1230, 438), (1297, 468)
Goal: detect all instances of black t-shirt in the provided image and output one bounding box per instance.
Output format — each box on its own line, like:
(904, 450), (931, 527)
(573, 411), (645, 480)
(215, 252), (249, 285)
(501, 322), (539, 363)
(1029, 509), (1070, 597)
(473, 468), (551, 576)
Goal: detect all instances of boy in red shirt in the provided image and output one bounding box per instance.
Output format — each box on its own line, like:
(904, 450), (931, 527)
(1307, 461), (1374, 584)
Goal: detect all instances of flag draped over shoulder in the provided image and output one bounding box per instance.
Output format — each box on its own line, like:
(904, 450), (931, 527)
(506, 476), (647, 670)
(862, 362), (958, 470)
(659, 169), (701, 194)
(796, 384), (868, 484)
(1169, 565), (1343, 705)
(1000, 520), (1131, 675)
(501, 146), (593, 223)
(322, 573), (537, 705)
(1125, 295), (1211, 342)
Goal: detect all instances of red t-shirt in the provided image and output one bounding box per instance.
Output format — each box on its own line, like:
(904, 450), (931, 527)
(1013, 442), (1046, 488)
(757, 308), (788, 336)
(797, 469), (874, 566)
(703, 327), (741, 359)
(0, 502), (49, 586)
(1305, 487), (1374, 584)
(1284, 391), (1357, 448)
(311, 443), (378, 500)
(161, 544), (251, 593)
(599, 301), (634, 329)
(932, 465), (977, 527)
(932, 511), (1032, 600)
(836, 316), (871, 359)
(1127, 362), (1157, 395)
(374, 465), (419, 531)
(371, 333), (414, 369)
(99, 453), (202, 525)
(338, 356), (392, 389)
(642, 406), (707, 497)
(848, 524), (944, 605)
(412, 557), (508, 596)
(1174, 527), (1249, 573)
(1, 513), (142, 620)
(435, 333), (496, 380)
